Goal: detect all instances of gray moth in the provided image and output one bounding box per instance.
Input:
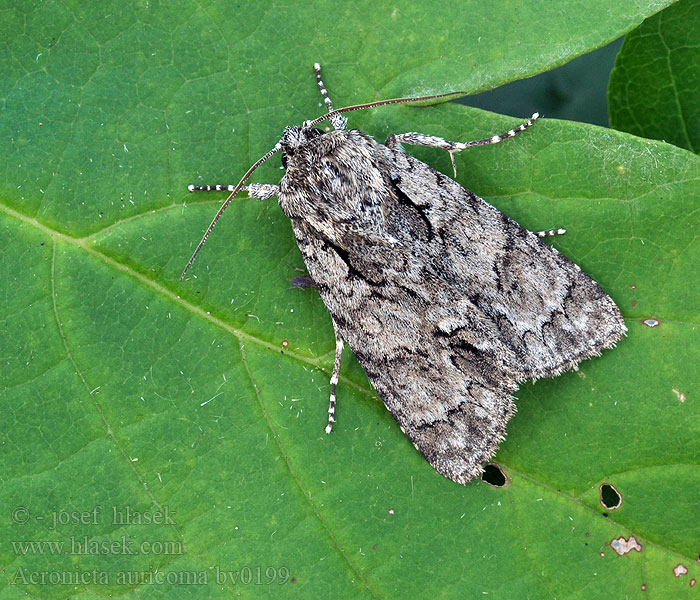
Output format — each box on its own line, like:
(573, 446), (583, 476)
(183, 64), (626, 485)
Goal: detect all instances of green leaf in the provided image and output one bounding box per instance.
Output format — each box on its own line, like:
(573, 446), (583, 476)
(609, 0), (700, 153)
(2, 1), (697, 598)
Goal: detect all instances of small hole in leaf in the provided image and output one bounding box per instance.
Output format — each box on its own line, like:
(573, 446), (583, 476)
(481, 463), (507, 487)
(600, 483), (622, 510)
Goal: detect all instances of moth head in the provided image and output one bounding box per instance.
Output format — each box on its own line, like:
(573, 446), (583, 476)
(280, 126), (324, 167)
(181, 88), (466, 281)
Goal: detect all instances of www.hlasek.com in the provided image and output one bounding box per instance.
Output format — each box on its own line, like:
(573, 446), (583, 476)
(12, 536), (182, 556)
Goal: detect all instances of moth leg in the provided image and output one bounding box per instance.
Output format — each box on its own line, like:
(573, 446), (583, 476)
(535, 228), (566, 238)
(288, 275), (316, 290)
(325, 318), (345, 434)
(187, 183), (279, 199)
(386, 113), (539, 178)
(243, 184), (279, 199)
(313, 62), (348, 131)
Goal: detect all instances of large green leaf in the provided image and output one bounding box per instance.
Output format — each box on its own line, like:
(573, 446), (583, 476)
(609, 0), (700, 153)
(2, 1), (698, 598)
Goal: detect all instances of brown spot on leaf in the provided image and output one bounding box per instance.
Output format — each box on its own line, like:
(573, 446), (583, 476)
(281, 339), (289, 348)
(690, 578), (696, 587)
(610, 535), (642, 556)
(674, 564), (689, 577)
(641, 318), (659, 328)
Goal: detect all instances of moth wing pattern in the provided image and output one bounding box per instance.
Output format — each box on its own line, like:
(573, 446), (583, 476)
(279, 128), (626, 484)
(392, 150), (626, 381)
(185, 64), (626, 484)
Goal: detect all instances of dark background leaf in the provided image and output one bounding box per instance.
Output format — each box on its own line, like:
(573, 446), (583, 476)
(609, 0), (700, 153)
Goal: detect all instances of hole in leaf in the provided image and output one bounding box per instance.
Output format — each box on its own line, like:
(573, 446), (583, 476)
(600, 483), (622, 510)
(481, 463), (507, 487)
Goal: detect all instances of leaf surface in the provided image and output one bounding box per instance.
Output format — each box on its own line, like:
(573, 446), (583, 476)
(2, 1), (697, 598)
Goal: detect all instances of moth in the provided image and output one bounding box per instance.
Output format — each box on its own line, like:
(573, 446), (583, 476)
(182, 64), (626, 484)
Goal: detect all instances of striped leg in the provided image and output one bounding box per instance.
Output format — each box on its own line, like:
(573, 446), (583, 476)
(325, 318), (345, 434)
(386, 113), (539, 178)
(535, 228), (566, 238)
(314, 62), (348, 131)
(188, 183), (279, 199)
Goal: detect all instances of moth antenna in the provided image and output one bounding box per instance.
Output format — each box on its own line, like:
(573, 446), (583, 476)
(314, 62), (347, 130)
(180, 143), (282, 281)
(303, 90), (468, 129)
